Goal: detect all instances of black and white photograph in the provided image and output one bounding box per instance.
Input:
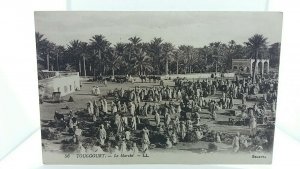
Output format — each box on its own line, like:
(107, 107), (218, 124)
(34, 11), (282, 164)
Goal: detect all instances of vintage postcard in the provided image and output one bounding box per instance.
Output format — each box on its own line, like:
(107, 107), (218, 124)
(35, 11), (282, 164)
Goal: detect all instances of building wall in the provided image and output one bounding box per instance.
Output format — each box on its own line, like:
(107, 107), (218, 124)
(232, 59), (269, 75)
(39, 72), (80, 98)
(232, 59), (252, 74)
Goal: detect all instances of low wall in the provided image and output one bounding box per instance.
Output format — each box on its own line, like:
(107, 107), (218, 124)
(161, 72), (235, 80)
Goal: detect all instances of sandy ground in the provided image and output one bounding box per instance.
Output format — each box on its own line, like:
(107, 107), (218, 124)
(40, 78), (273, 155)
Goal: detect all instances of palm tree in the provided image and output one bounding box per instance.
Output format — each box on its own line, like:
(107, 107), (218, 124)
(35, 32), (52, 70)
(172, 49), (183, 74)
(128, 36), (142, 46)
(227, 40), (236, 69)
(162, 42), (174, 75)
(245, 34), (268, 83)
(148, 37), (163, 74)
(89, 35), (111, 75)
(53, 45), (65, 71)
(269, 42), (281, 67)
(133, 49), (153, 75)
(66, 40), (86, 74)
(178, 45), (195, 73)
(128, 36), (142, 55)
(208, 42), (228, 73)
(126, 36), (143, 74)
(79, 42), (89, 77)
(106, 44), (126, 77)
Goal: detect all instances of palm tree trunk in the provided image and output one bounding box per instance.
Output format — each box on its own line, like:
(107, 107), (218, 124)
(176, 61), (179, 74)
(165, 59), (169, 75)
(98, 49), (102, 76)
(215, 61), (217, 74)
(47, 53), (50, 70)
(252, 50), (258, 83)
(93, 68), (96, 78)
(139, 66), (141, 76)
(56, 53), (59, 71)
(83, 56), (86, 77)
(79, 60), (81, 75)
(112, 68), (115, 77)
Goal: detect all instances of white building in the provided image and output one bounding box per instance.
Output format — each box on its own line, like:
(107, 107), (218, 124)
(38, 71), (80, 98)
(232, 59), (269, 75)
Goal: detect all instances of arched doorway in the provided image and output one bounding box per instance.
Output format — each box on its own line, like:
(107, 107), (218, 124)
(239, 66), (244, 72)
(264, 61), (269, 74)
(252, 62), (256, 75)
(258, 62), (263, 75)
(246, 67), (250, 73)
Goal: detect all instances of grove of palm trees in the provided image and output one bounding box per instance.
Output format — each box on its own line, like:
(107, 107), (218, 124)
(36, 32), (281, 78)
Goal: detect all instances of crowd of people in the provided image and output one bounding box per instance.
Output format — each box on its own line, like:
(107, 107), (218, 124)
(50, 74), (277, 155)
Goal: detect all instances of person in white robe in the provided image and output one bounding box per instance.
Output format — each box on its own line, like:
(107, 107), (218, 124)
(95, 86), (100, 95)
(131, 116), (137, 130)
(155, 111), (160, 127)
(165, 112), (171, 127)
(115, 113), (122, 133)
(120, 140), (127, 154)
(176, 105), (182, 114)
(74, 126), (82, 143)
(232, 132), (240, 153)
(195, 128), (203, 140)
(174, 116), (180, 133)
(87, 101), (94, 115)
(186, 119), (193, 131)
(91, 86), (96, 95)
(112, 104), (118, 114)
(104, 79), (107, 87)
(180, 123), (186, 140)
(159, 93), (162, 102)
(103, 99), (108, 114)
(249, 116), (257, 137)
(122, 115), (128, 127)
(142, 130), (150, 154)
(171, 132), (178, 145)
(92, 114), (97, 122)
(165, 137), (172, 148)
(99, 124), (106, 146)
(77, 142), (86, 153)
(216, 132), (221, 143)
(125, 130), (131, 141)
(131, 142), (139, 157)
(129, 102), (135, 116)
(195, 112), (201, 126)
(177, 90), (182, 101)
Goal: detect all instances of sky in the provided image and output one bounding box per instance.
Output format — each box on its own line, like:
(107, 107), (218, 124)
(34, 12), (282, 47)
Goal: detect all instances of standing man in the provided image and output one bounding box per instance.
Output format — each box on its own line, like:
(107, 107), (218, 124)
(131, 115), (137, 130)
(99, 124), (106, 146)
(232, 132), (240, 153)
(249, 115), (257, 137)
(155, 111), (160, 127)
